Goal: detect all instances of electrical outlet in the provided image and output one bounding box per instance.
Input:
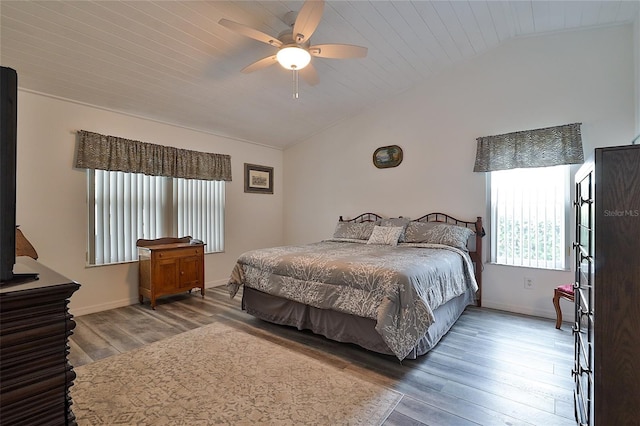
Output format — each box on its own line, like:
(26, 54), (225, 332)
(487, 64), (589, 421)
(524, 277), (534, 289)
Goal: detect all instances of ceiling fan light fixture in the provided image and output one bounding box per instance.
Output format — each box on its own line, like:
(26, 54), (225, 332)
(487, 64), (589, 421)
(276, 46), (311, 70)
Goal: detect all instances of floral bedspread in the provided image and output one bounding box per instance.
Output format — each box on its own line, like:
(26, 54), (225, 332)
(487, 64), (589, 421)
(227, 240), (478, 360)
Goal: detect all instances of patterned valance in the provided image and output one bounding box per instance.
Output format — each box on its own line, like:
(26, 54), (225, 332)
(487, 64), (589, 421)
(75, 130), (232, 181)
(473, 123), (583, 172)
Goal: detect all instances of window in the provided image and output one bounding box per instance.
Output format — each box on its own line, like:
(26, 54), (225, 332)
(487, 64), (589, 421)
(489, 165), (570, 270)
(88, 169), (224, 266)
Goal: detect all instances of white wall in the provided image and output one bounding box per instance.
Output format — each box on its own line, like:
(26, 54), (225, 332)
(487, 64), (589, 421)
(284, 24), (636, 319)
(16, 91), (283, 315)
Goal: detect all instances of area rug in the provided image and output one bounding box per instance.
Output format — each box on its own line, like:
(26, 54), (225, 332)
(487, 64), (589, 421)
(71, 322), (402, 425)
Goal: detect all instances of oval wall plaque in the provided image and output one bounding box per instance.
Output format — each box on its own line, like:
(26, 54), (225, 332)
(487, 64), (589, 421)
(373, 145), (403, 169)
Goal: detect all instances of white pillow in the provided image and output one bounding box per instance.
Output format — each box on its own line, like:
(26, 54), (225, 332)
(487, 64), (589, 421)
(366, 226), (404, 246)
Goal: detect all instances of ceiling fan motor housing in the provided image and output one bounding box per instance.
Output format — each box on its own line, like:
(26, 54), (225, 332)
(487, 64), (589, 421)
(277, 31), (310, 49)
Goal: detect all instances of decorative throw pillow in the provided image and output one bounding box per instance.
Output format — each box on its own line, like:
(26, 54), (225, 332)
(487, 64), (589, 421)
(366, 226), (404, 246)
(424, 224), (475, 251)
(332, 221), (376, 240)
(379, 217), (411, 242)
(404, 221), (438, 243)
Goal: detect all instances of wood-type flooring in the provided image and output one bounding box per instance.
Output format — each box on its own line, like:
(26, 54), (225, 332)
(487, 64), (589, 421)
(69, 286), (575, 426)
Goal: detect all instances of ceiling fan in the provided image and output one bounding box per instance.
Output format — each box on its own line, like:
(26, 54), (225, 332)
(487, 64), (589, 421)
(218, 0), (367, 98)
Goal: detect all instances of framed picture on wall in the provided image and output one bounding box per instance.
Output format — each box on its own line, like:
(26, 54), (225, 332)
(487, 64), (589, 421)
(373, 145), (403, 168)
(244, 163), (273, 194)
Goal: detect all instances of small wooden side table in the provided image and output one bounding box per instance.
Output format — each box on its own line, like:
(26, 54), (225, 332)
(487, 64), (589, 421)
(137, 236), (205, 309)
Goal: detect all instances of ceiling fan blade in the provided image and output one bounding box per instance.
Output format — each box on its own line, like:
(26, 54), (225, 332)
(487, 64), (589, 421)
(299, 63), (319, 86)
(309, 44), (368, 59)
(241, 55), (278, 73)
(292, 0), (324, 43)
(218, 18), (282, 48)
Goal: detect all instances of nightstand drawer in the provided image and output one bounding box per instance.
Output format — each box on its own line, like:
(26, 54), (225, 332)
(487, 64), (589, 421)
(155, 246), (202, 260)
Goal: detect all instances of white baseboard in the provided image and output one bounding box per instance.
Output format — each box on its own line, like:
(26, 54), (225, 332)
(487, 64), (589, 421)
(481, 300), (560, 321)
(206, 278), (227, 288)
(72, 278), (229, 317)
(72, 298), (135, 317)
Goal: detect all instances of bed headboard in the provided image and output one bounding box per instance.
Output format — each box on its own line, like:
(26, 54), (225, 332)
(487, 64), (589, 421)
(339, 213), (384, 223)
(339, 212), (484, 307)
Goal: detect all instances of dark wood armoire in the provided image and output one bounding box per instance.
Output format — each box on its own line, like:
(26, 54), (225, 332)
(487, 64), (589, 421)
(0, 257), (80, 425)
(573, 144), (640, 425)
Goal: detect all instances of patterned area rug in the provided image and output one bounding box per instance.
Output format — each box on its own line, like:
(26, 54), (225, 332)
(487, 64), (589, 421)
(71, 322), (402, 425)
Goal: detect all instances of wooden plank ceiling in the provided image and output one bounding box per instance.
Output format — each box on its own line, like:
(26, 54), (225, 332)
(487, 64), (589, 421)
(1, 1), (637, 148)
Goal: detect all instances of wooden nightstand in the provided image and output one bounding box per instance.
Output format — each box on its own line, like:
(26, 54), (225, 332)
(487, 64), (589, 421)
(137, 237), (205, 309)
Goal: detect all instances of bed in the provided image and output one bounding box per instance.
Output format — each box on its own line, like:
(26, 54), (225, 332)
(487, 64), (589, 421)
(227, 213), (484, 360)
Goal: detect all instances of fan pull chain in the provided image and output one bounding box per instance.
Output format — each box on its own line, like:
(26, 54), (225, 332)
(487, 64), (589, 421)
(292, 68), (299, 99)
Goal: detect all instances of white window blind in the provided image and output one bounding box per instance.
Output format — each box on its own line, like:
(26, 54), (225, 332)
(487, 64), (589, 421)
(490, 165), (569, 270)
(88, 170), (224, 266)
(174, 178), (225, 253)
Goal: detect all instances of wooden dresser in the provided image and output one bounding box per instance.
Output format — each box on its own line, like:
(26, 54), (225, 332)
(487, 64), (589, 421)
(0, 256), (80, 425)
(573, 144), (640, 425)
(137, 237), (205, 309)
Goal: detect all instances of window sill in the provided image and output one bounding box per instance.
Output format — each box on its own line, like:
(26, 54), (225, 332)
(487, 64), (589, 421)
(486, 262), (571, 272)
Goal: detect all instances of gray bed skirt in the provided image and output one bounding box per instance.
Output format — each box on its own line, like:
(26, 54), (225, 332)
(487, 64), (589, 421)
(242, 286), (475, 359)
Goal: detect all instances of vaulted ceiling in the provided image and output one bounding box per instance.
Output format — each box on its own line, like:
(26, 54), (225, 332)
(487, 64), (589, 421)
(1, 1), (637, 149)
